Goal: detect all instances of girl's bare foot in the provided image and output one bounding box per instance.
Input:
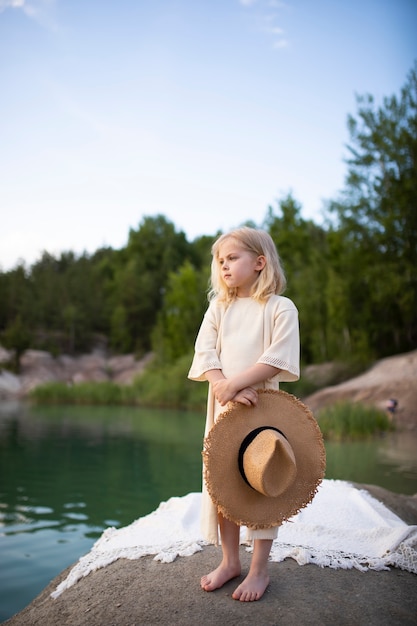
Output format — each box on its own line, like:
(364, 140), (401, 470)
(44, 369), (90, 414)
(232, 570), (270, 602)
(200, 562), (241, 592)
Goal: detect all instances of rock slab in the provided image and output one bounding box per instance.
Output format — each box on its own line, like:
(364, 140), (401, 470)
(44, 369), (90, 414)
(3, 485), (417, 626)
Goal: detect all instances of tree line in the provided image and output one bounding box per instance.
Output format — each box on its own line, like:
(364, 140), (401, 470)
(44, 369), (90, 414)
(1, 64), (416, 372)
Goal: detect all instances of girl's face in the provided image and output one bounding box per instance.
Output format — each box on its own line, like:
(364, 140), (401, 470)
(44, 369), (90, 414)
(217, 237), (266, 297)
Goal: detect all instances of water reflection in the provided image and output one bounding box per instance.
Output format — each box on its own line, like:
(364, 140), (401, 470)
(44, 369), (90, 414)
(325, 432), (417, 494)
(378, 431), (417, 474)
(0, 402), (205, 534)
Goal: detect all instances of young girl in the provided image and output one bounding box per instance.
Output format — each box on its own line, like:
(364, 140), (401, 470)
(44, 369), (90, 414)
(188, 227), (300, 602)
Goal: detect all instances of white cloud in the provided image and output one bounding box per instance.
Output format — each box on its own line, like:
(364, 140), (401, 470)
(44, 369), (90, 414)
(272, 38), (288, 49)
(241, 0), (290, 50)
(0, 0), (25, 11)
(261, 15), (288, 49)
(269, 26), (284, 35)
(268, 0), (289, 8)
(0, 0), (58, 31)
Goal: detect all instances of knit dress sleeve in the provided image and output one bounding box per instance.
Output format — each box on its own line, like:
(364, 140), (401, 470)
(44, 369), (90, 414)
(188, 301), (222, 381)
(257, 296), (300, 382)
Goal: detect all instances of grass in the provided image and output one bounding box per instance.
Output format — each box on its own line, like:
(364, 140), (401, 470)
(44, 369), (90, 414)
(29, 352), (208, 410)
(30, 381), (126, 405)
(317, 401), (394, 440)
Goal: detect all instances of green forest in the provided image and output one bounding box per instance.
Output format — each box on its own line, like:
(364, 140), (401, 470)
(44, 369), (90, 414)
(1, 64), (416, 378)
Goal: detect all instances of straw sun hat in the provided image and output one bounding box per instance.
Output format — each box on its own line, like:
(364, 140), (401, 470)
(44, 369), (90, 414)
(202, 389), (326, 530)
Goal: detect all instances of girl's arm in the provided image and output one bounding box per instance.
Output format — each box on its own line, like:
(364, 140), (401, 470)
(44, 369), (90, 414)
(206, 364), (280, 406)
(204, 369), (260, 406)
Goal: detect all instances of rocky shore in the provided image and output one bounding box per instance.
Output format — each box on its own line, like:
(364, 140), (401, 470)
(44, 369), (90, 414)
(2, 347), (417, 433)
(305, 350), (417, 431)
(3, 483), (417, 626)
(0, 346), (153, 398)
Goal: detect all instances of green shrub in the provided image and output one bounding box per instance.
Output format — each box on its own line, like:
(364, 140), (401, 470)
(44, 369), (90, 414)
(317, 401), (394, 440)
(130, 352), (207, 409)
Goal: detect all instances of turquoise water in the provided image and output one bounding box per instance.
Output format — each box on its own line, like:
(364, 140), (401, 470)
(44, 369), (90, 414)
(1, 402), (416, 622)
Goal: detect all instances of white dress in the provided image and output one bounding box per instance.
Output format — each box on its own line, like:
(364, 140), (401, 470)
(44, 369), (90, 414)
(188, 294), (300, 544)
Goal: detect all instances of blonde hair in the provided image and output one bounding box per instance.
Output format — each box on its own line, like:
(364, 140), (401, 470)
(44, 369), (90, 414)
(208, 227), (286, 303)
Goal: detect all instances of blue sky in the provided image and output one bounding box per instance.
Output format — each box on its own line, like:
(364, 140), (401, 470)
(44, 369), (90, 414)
(1, 0), (416, 270)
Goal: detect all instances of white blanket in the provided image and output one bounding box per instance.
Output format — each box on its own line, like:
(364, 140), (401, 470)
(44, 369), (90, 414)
(51, 480), (417, 599)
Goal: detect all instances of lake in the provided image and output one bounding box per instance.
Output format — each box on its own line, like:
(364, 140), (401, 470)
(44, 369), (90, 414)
(1, 401), (417, 622)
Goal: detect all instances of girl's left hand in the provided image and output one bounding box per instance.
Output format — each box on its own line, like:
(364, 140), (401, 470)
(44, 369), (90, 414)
(213, 378), (257, 406)
(212, 378), (235, 405)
